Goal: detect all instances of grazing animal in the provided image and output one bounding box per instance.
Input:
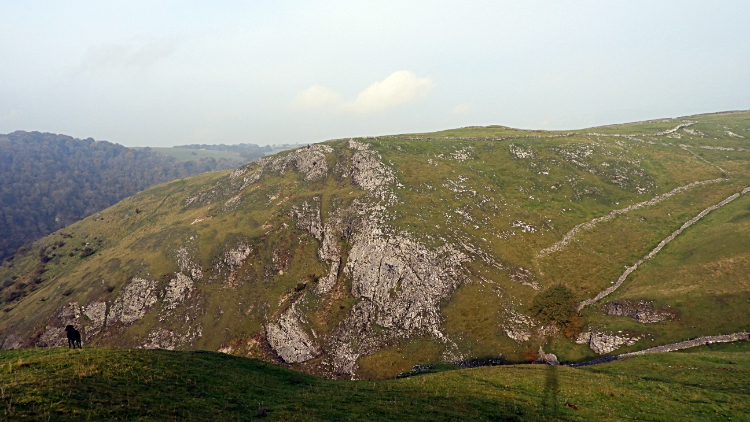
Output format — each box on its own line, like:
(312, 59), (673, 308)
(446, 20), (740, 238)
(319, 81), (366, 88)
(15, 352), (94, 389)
(65, 325), (82, 349)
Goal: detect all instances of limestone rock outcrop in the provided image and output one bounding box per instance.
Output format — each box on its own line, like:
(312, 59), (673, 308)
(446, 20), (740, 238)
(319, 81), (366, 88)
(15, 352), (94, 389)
(106, 278), (158, 326)
(266, 301), (320, 363)
(600, 300), (672, 323)
(577, 330), (641, 354)
(82, 301), (107, 338)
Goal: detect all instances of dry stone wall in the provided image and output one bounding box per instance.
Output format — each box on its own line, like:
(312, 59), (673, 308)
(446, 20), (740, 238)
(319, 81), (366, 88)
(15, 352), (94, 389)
(537, 178), (724, 257)
(571, 332), (750, 367)
(579, 186), (750, 310)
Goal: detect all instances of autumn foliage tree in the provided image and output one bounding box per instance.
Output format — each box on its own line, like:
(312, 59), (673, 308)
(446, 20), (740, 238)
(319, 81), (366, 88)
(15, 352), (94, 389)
(529, 284), (584, 338)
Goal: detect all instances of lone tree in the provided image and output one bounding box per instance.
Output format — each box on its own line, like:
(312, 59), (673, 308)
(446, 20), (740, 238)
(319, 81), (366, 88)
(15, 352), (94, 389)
(530, 284), (584, 338)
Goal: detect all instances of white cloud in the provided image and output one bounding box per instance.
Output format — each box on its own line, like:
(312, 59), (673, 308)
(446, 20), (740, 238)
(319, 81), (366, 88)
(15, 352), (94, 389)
(290, 85), (342, 110)
(452, 103), (472, 114)
(291, 71), (433, 114)
(342, 71), (434, 114)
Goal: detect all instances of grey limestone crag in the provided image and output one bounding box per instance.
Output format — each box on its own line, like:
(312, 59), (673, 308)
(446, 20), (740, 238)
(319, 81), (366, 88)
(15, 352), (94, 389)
(163, 273), (194, 310)
(282, 139), (472, 375)
(600, 300), (673, 323)
(265, 301), (320, 363)
(267, 144), (334, 181)
(576, 330), (641, 354)
(106, 277), (159, 326)
(82, 301), (107, 338)
(502, 310), (536, 343)
(141, 324), (203, 350)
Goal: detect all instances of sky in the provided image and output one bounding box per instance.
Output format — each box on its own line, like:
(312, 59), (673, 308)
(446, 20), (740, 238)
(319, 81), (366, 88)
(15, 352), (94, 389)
(1, 1), (749, 147)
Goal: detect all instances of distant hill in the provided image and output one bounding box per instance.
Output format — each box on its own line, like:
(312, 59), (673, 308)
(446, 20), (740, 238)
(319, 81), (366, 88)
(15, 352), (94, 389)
(0, 131), (241, 261)
(1, 112), (748, 381)
(148, 142), (309, 164)
(171, 142), (272, 161)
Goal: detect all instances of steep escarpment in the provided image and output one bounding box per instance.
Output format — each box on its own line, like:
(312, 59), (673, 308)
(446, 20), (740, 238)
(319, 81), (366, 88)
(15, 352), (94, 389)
(1, 111), (749, 378)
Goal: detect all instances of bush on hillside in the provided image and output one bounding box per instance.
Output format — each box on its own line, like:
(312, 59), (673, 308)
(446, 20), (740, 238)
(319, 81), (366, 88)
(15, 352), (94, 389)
(530, 284), (583, 338)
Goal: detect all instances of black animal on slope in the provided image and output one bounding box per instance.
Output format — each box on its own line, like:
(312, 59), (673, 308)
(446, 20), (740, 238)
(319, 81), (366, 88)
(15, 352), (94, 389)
(65, 325), (82, 349)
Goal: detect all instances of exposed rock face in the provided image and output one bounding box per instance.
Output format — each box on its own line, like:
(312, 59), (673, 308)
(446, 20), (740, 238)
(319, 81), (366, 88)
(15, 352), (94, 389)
(449, 146), (476, 161)
(577, 330), (641, 354)
(141, 324), (203, 350)
(266, 301), (320, 363)
(600, 300), (672, 323)
(268, 144), (334, 181)
(106, 278), (158, 326)
(345, 231), (468, 333)
(348, 139), (397, 201)
(288, 139), (472, 375)
(82, 301), (107, 338)
(185, 144), (332, 208)
(214, 241), (253, 287)
(164, 273), (194, 310)
(176, 246), (203, 282)
(502, 310), (536, 343)
(291, 198), (342, 295)
(0, 334), (21, 349)
(509, 144), (537, 160)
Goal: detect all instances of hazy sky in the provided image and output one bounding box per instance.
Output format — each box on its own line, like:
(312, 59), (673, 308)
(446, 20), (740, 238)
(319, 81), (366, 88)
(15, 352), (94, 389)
(1, 1), (749, 147)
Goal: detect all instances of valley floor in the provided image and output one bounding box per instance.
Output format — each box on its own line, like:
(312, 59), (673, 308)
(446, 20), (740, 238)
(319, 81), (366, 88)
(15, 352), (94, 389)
(0, 341), (747, 421)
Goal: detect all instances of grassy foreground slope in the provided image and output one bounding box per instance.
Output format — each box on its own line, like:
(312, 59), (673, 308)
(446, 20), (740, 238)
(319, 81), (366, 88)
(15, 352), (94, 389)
(0, 342), (748, 421)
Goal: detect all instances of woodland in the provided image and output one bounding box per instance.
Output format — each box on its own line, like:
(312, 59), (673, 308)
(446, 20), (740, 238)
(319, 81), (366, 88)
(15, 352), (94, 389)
(0, 131), (240, 261)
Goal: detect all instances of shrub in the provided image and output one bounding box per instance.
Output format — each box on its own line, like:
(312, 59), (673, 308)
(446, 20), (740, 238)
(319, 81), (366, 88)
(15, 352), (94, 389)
(4, 290), (23, 302)
(79, 247), (95, 258)
(530, 284), (583, 337)
(564, 315), (585, 338)
(522, 348), (537, 362)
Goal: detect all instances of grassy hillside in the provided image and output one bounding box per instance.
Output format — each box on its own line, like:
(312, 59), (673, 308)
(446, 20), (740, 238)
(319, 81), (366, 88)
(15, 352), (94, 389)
(1, 111), (749, 381)
(0, 341), (748, 421)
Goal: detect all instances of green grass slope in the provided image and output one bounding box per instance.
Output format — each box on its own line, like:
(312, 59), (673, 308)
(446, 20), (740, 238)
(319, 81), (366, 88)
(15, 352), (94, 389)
(0, 342), (748, 421)
(1, 110), (749, 381)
